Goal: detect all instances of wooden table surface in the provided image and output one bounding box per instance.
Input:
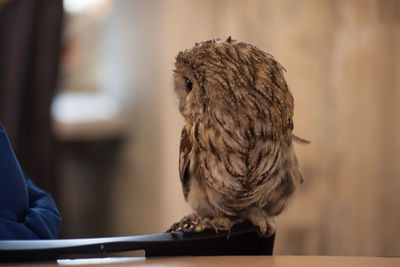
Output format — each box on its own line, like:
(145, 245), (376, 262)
(3, 256), (399, 267)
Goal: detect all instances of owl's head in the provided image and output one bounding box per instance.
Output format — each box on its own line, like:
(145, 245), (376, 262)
(173, 37), (293, 130)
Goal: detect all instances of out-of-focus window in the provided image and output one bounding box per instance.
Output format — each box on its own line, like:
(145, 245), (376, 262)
(53, 0), (127, 140)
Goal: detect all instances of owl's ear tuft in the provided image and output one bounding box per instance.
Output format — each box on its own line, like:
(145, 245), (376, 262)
(226, 36), (232, 43)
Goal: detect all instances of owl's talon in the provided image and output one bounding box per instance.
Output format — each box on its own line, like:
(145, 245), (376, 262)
(166, 214), (235, 234)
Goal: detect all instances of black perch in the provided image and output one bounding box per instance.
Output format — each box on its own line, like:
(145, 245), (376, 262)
(0, 222), (275, 262)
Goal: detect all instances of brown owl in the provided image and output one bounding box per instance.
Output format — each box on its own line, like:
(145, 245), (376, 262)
(168, 37), (305, 236)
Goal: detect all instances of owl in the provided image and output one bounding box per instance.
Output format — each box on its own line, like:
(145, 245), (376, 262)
(168, 37), (306, 236)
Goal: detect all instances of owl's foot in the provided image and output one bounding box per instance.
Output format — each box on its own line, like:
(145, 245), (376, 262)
(166, 214), (234, 234)
(243, 207), (275, 236)
(166, 213), (198, 233)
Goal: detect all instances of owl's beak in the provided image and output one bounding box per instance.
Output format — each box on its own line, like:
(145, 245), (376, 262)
(179, 101), (186, 115)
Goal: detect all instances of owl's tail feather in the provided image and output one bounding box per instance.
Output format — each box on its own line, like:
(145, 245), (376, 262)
(292, 134), (310, 144)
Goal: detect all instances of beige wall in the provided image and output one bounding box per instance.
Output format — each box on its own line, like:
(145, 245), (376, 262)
(106, 0), (400, 256)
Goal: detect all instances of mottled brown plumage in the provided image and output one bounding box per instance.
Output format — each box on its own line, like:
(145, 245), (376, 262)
(169, 37), (304, 235)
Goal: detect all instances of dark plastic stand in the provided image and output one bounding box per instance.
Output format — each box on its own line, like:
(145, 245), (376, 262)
(0, 222), (275, 262)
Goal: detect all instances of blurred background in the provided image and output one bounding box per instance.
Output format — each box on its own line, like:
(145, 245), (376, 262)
(0, 0), (399, 257)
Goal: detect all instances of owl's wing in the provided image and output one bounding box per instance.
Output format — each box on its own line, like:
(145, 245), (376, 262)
(179, 127), (192, 200)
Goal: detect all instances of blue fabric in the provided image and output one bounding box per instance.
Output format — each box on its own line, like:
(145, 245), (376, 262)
(0, 124), (29, 218)
(0, 122), (61, 239)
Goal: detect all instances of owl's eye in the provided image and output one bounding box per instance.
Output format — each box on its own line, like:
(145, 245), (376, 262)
(185, 78), (193, 92)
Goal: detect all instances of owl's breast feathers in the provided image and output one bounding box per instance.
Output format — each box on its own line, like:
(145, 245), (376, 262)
(180, 110), (302, 216)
